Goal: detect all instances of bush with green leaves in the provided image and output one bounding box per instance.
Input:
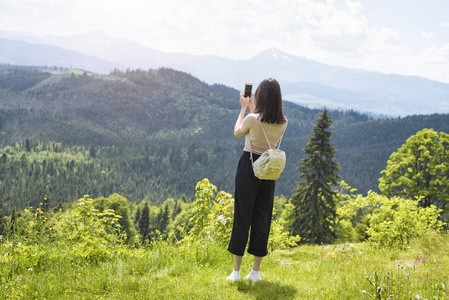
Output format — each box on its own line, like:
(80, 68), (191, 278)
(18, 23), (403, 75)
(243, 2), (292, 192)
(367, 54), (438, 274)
(185, 178), (300, 252)
(333, 181), (368, 242)
(2, 196), (125, 271)
(339, 191), (444, 247)
(93, 193), (138, 244)
(53, 196), (125, 264)
(187, 178), (234, 245)
(0, 195), (126, 298)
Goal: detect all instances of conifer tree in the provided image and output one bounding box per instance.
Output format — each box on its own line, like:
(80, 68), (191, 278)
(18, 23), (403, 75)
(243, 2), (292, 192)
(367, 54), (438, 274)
(9, 206), (17, 236)
(25, 139), (31, 152)
(139, 202), (150, 242)
(134, 206), (141, 226)
(290, 108), (340, 244)
(172, 200), (182, 220)
(159, 204), (170, 234)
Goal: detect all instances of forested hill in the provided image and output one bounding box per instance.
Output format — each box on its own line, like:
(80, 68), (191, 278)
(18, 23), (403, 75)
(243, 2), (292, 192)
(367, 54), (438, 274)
(1, 66), (449, 212)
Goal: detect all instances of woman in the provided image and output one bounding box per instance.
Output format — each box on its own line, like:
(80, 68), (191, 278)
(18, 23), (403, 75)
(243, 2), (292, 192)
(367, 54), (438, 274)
(227, 78), (287, 283)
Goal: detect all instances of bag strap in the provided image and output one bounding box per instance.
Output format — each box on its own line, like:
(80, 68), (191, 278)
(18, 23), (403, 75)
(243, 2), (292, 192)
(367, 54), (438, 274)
(249, 119), (287, 165)
(258, 121), (286, 150)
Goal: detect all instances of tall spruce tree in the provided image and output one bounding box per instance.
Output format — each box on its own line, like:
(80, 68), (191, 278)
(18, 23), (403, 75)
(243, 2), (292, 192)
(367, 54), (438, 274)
(139, 202), (150, 243)
(134, 206), (141, 226)
(9, 207), (17, 236)
(158, 204), (170, 235)
(290, 108), (340, 244)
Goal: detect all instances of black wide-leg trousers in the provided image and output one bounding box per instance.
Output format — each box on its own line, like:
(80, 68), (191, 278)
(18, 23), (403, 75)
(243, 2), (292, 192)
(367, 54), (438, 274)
(227, 151), (276, 257)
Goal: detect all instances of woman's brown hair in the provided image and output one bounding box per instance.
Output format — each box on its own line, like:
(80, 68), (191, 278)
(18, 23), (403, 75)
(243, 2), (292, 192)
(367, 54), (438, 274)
(254, 78), (286, 124)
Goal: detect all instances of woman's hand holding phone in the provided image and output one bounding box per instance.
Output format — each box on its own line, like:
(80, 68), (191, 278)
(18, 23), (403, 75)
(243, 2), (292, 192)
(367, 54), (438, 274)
(240, 91), (250, 109)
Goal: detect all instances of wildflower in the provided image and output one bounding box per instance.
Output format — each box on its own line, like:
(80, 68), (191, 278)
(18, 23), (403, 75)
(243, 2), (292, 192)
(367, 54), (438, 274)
(17, 242), (21, 247)
(326, 251), (336, 258)
(28, 268), (33, 272)
(9, 243), (12, 247)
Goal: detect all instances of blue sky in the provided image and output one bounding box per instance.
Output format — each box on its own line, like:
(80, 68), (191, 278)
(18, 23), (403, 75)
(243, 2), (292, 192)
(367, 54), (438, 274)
(1, 0), (449, 83)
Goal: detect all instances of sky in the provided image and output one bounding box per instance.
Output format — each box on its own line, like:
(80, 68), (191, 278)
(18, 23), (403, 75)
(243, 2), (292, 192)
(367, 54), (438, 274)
(1, 0), (449, 83)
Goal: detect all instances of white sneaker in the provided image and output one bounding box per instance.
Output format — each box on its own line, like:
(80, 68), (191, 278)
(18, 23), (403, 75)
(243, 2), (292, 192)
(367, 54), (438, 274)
(226, 272), (241, 282)
(244, 273), (262, 283)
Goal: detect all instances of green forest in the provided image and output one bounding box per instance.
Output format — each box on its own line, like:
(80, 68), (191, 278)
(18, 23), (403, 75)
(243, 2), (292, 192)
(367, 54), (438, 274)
(1, 66), (449, 213)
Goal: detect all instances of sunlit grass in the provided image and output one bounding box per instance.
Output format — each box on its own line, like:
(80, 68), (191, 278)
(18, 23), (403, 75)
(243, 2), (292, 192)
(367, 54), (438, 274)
(2, 232), (448, 299)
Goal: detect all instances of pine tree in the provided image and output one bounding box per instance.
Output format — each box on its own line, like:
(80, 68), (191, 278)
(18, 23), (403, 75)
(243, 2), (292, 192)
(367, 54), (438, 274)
(139, 202), (150, 242)
(172, 200), (182, 220)
(159, 205), (170, 234)
(290, 108), (340, 244)
(134, 206), (141, 226)
(25, 139), (31, 152)
(9, 207), (17, 236)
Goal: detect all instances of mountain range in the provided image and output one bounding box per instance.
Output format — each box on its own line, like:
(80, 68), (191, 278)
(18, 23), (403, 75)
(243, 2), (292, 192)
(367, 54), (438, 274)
(1, 31), (449, 117)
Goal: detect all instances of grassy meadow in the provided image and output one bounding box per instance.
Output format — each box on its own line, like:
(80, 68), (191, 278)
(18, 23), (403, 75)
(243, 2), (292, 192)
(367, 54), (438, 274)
(2, 231), (448, 299)
(2, 180), (449, 299)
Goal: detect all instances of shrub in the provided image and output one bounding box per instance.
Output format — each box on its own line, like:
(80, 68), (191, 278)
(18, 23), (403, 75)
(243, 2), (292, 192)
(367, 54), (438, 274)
(342, 191), (444, 248)
(51, 196), (125, 264)
(187, 178), (234, 245)
(187, 178), (300, 252)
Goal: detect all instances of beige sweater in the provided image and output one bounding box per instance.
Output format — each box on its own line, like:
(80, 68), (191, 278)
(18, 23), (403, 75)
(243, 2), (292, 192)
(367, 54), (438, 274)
(235, 113), (287, 155)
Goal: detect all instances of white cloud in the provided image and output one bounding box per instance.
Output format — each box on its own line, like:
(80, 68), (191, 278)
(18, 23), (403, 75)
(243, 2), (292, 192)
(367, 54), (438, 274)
(1, 0), (449, 82)
(422, 43), (449, 64)
(421, 32), (435, 38)
(363, 27), (400, 52)
(345, 0), (363, 16)
(0, 0), (395, 59)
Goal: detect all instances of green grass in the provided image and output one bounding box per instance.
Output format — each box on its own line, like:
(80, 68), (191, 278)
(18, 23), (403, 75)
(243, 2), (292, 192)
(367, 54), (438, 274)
(2, 233), (448, 299)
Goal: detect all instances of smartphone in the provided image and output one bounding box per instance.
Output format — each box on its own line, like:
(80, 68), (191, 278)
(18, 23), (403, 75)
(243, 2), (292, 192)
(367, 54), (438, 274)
(244, 83), (252, 98)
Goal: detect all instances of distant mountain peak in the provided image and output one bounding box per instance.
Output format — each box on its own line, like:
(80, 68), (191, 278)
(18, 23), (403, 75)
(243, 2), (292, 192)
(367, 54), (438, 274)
(257, 48), (292, 61)
(253, 48), (309, 64)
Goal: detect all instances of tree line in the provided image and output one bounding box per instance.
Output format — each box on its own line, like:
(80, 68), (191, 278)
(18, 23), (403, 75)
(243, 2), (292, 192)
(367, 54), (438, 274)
(2, 109), (446, 249)
(1, 66), (449, 217)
